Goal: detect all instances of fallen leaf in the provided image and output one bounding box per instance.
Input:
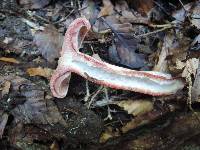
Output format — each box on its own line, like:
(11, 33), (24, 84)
(50, 141), (59, 150)
(116, 100), (153, 116)
(0, 57), (20, 64)
(1, 81), (11, 97)
(190, 1), (200, 29)
(116, 0), (149, 24)
(81, 0), (99, 24)
(153, 34), (172, 72)
(93, 15), (146, 68)
(99, 126), (120, 143)
(108, 24), (146, 68)
(27, 67), (53, 79)
(172, 1), (200, 29)
(126, 0), (154, 16)
(17, 0), (51, 9)
(160, 31), (191, 73)
(0, 111), (8, 138)
(34, 25), (63, 62)
(172, 3), (193, 23)
(94, 0), (148, 69)
(192, 62), (200, 102)
(176, 58), (199, 104)
(182, 58), (199, 78)
(121, 105), (174, 133)
(10, 123), (53, 149)
(191, 34), (200, 51)
(98, 0), (115, 17)
(0, 74), (67, 125)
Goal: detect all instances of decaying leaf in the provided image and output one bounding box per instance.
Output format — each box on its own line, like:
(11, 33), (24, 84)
(176, 58), (199, 104)
(0, 74), (66, 125)
(192, 61), (200, 102)
(191, 34), (200, 51)
(0, 80), (11, 97)
(172, 3), (193, 23)
(190, 1), (200, 29)
(0, 57), (20, 64)
(99, 126), (120, 143)
(159, 31), (191, 73)
(34, 25), (63, 62)
(116, 100), (153, 116)
(182, 58), (199, 78)
(8, 76), (66, 125)
(81, 0), (99, 24)
(126, 0), (154, 16)
(153, 34), (171, 72)
(0, 111), (8, 138)
(50, 141), (59, 150)
(17, 0), (51, 9)
(121, 105), (175, 133)
(109, 33), (145, 69)
(98, 0), (115, 17)
(172, 1), (200, 29)
(27, 67), (53, 79)
(93, 0), (148, 68)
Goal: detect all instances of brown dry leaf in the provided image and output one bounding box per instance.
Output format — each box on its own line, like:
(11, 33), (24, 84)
(98, 0), (115, 17)
(115, 1), (149, 24)
(17, 0), (51, 9)
(126, 0), (154, 16)
(176, 58), (199, 78)
(160, 32), (191, 73)
(0, 74), (67, 126)
(182, 58), (199, 78)
(34, 25), (63, 62)
(176, 58), (199, 103)
(1, 81), (11, 97)
(0, 57), (20, 64)
(121, 105), (175, 133)
(27, 67), (53, 79)
(191, 1), (200, 29)
(50, 141), (59, 150)
(99, 126), (120, 143)
(116, 100), (153, 116)
(153, 34), (173, 72)
(154, 32), (190, 73)
(192, 62), (200, 102)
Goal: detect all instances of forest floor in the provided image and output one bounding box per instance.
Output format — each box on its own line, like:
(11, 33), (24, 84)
(0, 0), (200, 150)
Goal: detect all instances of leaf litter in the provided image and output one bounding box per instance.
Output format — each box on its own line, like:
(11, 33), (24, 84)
(0, 0), (200, 149)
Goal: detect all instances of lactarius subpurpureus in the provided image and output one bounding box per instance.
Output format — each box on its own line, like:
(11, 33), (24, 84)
(50, 18), (184, 98)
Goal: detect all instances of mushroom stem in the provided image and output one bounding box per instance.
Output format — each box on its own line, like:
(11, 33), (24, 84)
(50, 18), (184, 98)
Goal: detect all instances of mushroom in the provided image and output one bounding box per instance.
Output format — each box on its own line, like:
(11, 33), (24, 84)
(50, 18), (184, 98)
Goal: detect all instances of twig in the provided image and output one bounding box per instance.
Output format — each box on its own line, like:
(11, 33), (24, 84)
(84, 80), (90, 102)
(21, 18), (44, 30)
(104, 106), (113, 120)
(135, 25), (173, 38)
(87, 86), (104, 108)
(178, 0), (187, 12)
(26, 10), (50, 24)
(53, 9), (75, 25)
